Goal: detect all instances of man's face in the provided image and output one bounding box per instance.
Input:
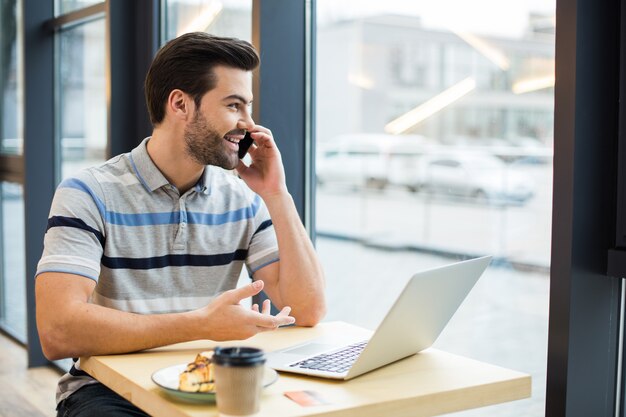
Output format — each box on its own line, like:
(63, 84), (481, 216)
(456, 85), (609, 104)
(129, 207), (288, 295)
(184, 65), (254, 170)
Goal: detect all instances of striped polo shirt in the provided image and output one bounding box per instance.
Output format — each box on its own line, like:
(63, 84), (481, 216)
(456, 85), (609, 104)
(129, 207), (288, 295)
(37, 137), (279, 403)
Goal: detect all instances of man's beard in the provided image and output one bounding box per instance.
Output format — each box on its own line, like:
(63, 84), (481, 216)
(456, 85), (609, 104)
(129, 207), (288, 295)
(184, 111), (238, 170)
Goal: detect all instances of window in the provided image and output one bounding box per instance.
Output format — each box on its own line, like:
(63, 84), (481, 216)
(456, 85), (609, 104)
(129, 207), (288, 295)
(57, 18), (107, 180)
(164, 0), (252, 42)
(1, 0), (21, 155)
(0, 0), (25, 343)
(55, 0), (102, 16)
(315, 2), (554, 415)
(0, 182), (25, 340)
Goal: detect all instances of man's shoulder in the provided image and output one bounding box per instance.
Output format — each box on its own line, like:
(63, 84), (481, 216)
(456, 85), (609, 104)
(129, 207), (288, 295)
(92, 153), (132, 176)
(58, 153), (135, 196)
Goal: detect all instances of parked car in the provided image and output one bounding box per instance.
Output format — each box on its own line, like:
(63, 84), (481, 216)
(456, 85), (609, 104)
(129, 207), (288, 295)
(316, 141), (389, 189)
(316, 134), (431, 190)
(407, 153), (535, 204)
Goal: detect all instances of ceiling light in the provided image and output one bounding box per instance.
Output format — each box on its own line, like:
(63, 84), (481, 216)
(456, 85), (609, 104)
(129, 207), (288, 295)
(385, 77), (476, 135)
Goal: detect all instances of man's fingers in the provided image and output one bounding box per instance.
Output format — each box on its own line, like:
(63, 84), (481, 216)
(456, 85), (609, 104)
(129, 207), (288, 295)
(254, 310), (295, 329)
(249, 132), (277, 151)
(222, 280), (264, 304)
(249, 125), (272, 136)
(261, 299), (271, 315)
(276, 306), (292, 318)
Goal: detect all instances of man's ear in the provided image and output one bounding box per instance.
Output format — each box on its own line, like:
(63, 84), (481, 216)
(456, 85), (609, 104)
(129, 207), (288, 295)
(166, 89), (193, 121)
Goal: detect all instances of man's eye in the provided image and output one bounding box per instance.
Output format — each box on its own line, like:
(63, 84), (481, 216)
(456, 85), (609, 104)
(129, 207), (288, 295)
(228, 103), (240, 110)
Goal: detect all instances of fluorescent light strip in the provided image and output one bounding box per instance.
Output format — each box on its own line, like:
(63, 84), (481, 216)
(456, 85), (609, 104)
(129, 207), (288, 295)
(454, 30), (510, 71)
(385, 77), (476, 135)
(177, 1), (223, 37)
(348, 73), (375, 89)
(512, 75), (555, 94)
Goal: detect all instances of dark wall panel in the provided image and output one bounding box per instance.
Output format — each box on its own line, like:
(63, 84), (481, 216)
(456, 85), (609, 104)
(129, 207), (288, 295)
(547, 0), (622, 415)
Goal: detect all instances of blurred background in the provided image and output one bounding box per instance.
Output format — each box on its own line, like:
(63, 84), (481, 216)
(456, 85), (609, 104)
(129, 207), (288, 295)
(0, 1), (554, 415)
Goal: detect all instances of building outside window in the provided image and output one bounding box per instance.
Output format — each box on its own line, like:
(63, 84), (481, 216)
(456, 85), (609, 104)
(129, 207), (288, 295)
(315, 2), (554, 416)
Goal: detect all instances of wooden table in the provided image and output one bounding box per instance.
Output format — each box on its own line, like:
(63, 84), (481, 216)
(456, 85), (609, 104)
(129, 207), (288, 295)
(81, 321), (531, 417)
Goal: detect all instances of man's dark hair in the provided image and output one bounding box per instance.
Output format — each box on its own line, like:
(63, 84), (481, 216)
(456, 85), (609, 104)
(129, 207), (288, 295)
(145, 32), (260, 126)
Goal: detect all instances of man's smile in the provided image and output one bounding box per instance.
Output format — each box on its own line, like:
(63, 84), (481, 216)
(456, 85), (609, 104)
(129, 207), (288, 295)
(224, 134), (244, 144)
(223, 131), (246, 151)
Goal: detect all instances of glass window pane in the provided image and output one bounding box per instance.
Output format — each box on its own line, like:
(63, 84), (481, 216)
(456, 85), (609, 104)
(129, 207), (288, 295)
(0, 0), (22, 155)
(0, 182), (26, 341)
(316, 2), (554, 416)
(58, 19), (107, 180)
(55, 0), (102, 16)
(164, 0), (252, 42)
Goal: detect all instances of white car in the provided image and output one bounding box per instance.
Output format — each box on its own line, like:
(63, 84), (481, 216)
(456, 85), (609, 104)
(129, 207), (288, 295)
(410, 153), (535, 204)
(316, 141), (389, 189)
(316, 134), (431, 190)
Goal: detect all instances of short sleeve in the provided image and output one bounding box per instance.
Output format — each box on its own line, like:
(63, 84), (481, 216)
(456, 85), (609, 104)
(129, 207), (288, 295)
(36, 171), (106, 282)
(245, 195), (279, 275)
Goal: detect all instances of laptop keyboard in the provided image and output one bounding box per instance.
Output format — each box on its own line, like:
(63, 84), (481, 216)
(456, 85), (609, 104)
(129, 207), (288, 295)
(289, 340), (368, 373)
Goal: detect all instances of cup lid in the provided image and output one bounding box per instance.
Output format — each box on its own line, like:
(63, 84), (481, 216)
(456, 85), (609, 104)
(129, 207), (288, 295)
(213, 346), (266, 367)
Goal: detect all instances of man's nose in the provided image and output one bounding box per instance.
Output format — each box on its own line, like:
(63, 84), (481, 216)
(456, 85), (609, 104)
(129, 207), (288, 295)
(238, 113), (255, 131)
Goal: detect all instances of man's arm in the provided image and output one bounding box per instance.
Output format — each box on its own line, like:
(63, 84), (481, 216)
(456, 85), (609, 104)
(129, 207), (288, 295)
(254, 194), (326, 326)
(236, 127), (326, 326)
(36, 272), (294, 360)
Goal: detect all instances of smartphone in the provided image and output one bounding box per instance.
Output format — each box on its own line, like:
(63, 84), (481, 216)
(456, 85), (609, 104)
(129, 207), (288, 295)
(238, 132), (254, 159)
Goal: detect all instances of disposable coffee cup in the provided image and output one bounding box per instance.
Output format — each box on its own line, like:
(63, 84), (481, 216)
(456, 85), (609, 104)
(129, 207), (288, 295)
(213, 346), (266, 416)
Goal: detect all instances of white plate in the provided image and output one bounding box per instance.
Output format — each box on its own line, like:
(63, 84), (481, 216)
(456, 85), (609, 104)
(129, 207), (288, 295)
(151, 363), (278, 404)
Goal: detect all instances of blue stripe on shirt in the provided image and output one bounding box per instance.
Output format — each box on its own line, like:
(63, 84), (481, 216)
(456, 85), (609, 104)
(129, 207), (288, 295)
(60, 179), (262, 226)
(188, 196), (262, 225)
(129, 152), (153, 192)
(107, 211), (179, 226)
(47, 216), (106, 247)
(58, 178), (107, 218)
(101, 249), (248, 269)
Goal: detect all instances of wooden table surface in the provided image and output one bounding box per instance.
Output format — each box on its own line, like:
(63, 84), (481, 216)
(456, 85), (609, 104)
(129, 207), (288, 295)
(81, 321), (531, 417)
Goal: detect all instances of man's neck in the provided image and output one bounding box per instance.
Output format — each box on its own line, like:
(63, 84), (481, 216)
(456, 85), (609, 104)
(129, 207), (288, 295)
(147, 128), (204, 195)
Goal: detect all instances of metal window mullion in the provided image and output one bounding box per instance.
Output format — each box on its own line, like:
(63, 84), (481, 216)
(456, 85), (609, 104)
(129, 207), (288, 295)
(107, 0), (159, 157)
(252, 0), (313, 229)
(23, 0), (55, 368)
(304, 0), (316, 240)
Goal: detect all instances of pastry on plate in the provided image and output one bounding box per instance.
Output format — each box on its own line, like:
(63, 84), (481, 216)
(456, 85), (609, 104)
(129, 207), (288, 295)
(179, 351), (215, 392)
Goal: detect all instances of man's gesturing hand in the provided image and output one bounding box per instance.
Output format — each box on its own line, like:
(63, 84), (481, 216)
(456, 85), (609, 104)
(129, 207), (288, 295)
(199, 280), (295, 341)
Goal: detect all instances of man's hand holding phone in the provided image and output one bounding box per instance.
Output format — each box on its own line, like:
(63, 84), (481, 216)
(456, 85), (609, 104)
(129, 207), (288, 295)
(238, 132), (254, 159)
(236, 126), (288, 199)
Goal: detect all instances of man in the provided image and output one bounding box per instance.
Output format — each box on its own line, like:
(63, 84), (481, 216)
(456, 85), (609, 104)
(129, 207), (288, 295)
(35, 32), (326, 417)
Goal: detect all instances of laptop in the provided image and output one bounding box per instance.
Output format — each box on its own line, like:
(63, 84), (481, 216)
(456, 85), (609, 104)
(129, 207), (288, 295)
(266, 255), (492, 380)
